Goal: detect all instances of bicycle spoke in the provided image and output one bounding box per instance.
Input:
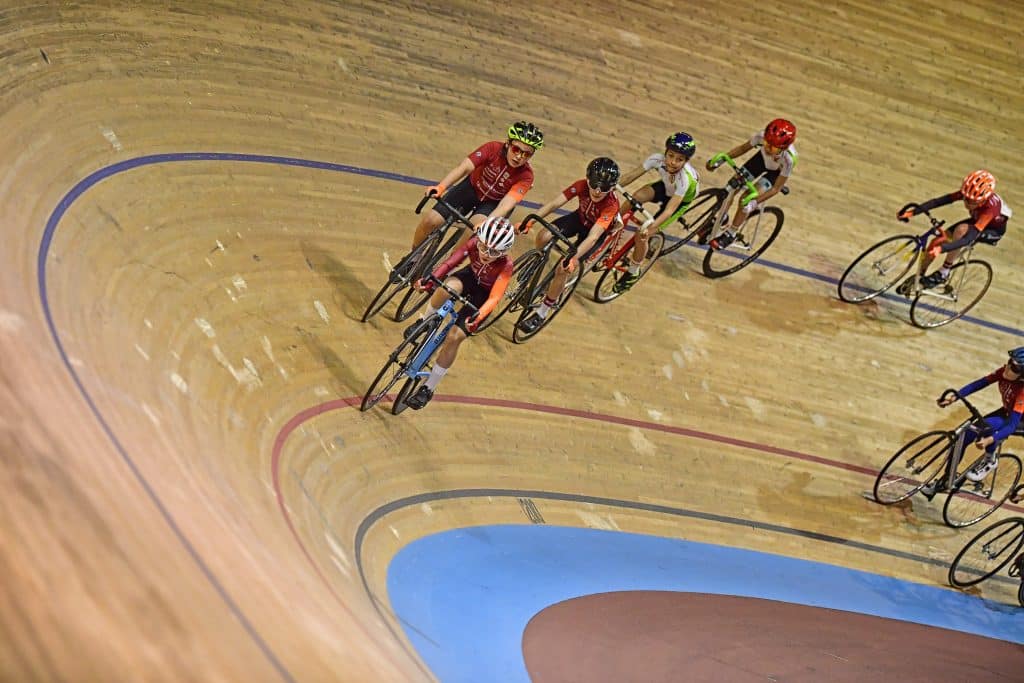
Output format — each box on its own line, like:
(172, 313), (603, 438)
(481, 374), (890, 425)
(910, 259), (993, 328)
(949, 517), (1024, 588)
(943, 454), (1022, 528)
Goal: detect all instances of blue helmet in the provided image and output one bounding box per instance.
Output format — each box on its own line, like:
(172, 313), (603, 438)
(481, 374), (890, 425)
(1009, 347), (1024, 366)
(665, 132), (696, 157)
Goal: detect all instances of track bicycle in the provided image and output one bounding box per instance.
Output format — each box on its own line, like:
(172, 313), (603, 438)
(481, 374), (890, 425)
(360, 275), (477, 415)
(873, 388), (1022, 528)
(699, 152), (788, 278)
(589, 184), (664, 303)
(947, 510), (1024, 606)
(360, 191), (473, 323)
(836, 203), (994, 328)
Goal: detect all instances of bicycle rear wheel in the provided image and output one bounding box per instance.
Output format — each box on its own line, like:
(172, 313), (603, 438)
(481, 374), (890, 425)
(836, 235), (919, 304)
(701, 206), (783, 278)
(909, 259), (993, 329)
(361, 230), (443, 322)
(943, 453), (1022, 528)
(471, 249), (545, 335)
(873, 430), (952, 504)
(948, 517), (1024, 588)
(593, 233), (664, 303)
(394, 229), (463, 322)
(659, 188), (726, 257)
(360, 316), (438, 411)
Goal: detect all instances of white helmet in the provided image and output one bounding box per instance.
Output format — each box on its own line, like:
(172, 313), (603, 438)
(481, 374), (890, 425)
(477, 216), (516, 253)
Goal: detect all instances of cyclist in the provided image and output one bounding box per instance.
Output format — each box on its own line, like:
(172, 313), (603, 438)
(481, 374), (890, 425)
(935, 347), (1024, 483)
(612, 131), (700, 293)
(411, 121), (543, 249)
(402, 216), (517, 410)
(705, 118), (797, 250)
(896, 170), (1011, 294)
(516, 157), (622, 334)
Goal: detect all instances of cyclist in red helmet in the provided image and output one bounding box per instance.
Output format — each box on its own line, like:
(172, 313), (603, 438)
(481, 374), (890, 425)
(411, 121), (543, 249)
(896, 170), (1011, 293)
(706, 118), (797, 250)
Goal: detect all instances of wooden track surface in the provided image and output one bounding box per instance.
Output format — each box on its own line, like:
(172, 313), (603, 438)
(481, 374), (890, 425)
(1, 1), (1022, 680)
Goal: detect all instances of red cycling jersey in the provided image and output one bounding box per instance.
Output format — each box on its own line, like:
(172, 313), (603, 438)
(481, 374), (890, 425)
(432, 235), (513, 319)
(467, 141), (534, 203)
(979, 366), (1024, 414)
(952, 190), (1009, 231)
(562, 179), (621, 233)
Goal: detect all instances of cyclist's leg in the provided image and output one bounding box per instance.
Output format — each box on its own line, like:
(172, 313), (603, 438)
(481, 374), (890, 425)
(627, 183), (661, 265)
(413, 178), (478, 248)
(520, 215), (585, 330)
(963, 414), (1006, 480)
(728, 156), (770, 229)
(921, 220), (973, 287)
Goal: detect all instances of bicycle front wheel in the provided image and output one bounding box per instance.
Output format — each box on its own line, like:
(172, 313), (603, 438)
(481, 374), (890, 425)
(836, 234), (919, 304)
(393, 229), (463, 322)
(659, 188), (727, 257)
(873, 430), (952, 504)
(593, 233), (664, 303)
(701, 206), (783, 278)
(943, 453), (1022, 528)
(948, 516), (1024, 588)
(512, 264), (582, 344)
(360, 316), (438, 411)
(909, 259), (993, 329)
(471, 249), (545, 335)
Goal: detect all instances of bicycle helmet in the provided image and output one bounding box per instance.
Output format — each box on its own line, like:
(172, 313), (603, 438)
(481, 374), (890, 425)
(665, 132), (696, 158)
(586, 156), (620, 192)
(507, 121), (545, 150)
(764, 118), (796, 148)
(961, 170), (995, 203)
(477, 216), (516, 253)
(1008, 347), (1024, 367)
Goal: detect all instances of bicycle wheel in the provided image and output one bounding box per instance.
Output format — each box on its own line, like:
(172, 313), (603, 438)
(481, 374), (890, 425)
(393, 229), (463, 322)
(593, 233), (665, 303)
(359, 316), (438, 411)
(873, 430), (952, 504)
(470, 249), (545, 335)
(836, 235), (919, 304)
(512, 263), (582, 344)
(948, 517), (1024, 588)
(943, 453), (1022, 528)
(391, 375), (423, 415)
(659, 188), (727, 257)
(1018, 575), (1024, 607)
(909, 259), (993, 329)
(361, 230), (443, 323)
(701, 206), (783, 278)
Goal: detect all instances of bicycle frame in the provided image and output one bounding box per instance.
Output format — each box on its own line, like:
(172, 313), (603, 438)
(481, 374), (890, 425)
(704, 152), (788, 250)
(404, 275), (478, 378)
(936, 388), (997, 492)
(588, 185), (658, 271)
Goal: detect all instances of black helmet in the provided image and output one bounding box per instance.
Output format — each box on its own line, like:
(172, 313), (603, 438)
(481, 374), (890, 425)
(586, 157), (620, 192)
(665, 131), (696, 157)
(507, 121), (545, 150)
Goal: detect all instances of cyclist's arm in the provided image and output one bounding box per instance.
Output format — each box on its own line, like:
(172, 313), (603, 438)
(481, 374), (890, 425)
(908, 192), (957, 216)
(618, 164), (647, 187)
(936, 225), (981, 253)
(435, 157), (476, 190)
(431, 239), (472, 280)
(475, 264), (513, 321)
(756, 175), (788, 204)
(489, 180), (532, 221)
(726, 140), (754, 158)
(651, 193), (684, 228)
(576, 215), (615, 261)
(957, 371), (1000, 398)
(992, 408), (1024, 443)
(533, 192), (571, 220)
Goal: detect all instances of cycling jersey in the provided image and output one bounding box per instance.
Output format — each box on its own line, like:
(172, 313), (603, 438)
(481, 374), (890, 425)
(642, 154), (700, 203)
(748, 131), (797, 177)
(916, 191), (1011, 232)
(431, 235), (513, 320)
(958, 365), (1024, 442)
(562, 179), (621, 233)
(468, 141), (534, 203)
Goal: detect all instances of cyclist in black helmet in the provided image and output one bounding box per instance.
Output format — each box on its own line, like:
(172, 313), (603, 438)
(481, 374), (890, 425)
(517, 157), (622, 333)
(411, 121), (544, 249)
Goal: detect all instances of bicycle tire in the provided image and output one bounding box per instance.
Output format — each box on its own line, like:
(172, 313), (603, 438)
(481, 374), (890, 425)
(1018, 576), (1024, 607)
(659, 188), (727, 257)
(394, 229), (463, 322)
(909, 259), (993, 329)
(701, 206), (784, 278)
(391, 376), (423, 415)
(470, 249), (545, 335)
(948, 517), (1024, 588)
(361, 230), (443, 323)
(593, 232), (665, 303)
(836, 234), (919, 304)
(873, 430), (952, 504)
(943, 453), (1022, 528)
(359, 316), (439, 411)
(512, 262), (583, 344)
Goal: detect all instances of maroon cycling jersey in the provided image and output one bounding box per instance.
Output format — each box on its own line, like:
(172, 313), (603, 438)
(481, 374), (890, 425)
(979, 367), (1024, 414)
(433, 235), (512, 289)
(952, 190), (1010, 231)
(467, 141), (534, 202)
(562, 179), (621, 232)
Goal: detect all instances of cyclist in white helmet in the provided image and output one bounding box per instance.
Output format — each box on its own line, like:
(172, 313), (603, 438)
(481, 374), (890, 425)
(403, 216), (517, 409)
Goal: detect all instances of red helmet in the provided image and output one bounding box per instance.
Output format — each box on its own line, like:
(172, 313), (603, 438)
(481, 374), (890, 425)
(764, 118), (796, 149)
(961, 170), (995, 204)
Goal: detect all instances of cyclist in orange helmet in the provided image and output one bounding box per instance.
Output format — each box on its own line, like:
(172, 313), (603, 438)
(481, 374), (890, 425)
(706, 118), (797, 250)
(896, 170), (1011, 293)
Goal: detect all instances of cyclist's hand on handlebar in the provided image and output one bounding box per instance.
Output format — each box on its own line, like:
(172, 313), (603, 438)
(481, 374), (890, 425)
(424, 183), (447, 197)
(927, 242), (944, 258)
(705, 159), (721, 172)
(897, 208), (915, 223)
(413, 278), (435, 292)
(464, 313), (481, 334)
(517, 219), (533, 235)
(742, 199), (759, 214)
(937, 394), (955, 407)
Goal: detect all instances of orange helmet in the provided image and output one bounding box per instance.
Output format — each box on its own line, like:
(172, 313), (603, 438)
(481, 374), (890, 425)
(961, 170), (995, 203)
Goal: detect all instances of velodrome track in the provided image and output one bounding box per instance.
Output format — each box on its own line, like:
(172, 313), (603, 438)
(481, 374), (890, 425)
(2, 2), (1023, 680)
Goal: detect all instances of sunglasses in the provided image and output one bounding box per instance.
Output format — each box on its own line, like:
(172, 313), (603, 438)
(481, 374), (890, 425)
(588, 180), (615, 193)
(479, 244), (506, 257)
(508, 144), (535, 158)
(1010, 360), (1024, 374)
